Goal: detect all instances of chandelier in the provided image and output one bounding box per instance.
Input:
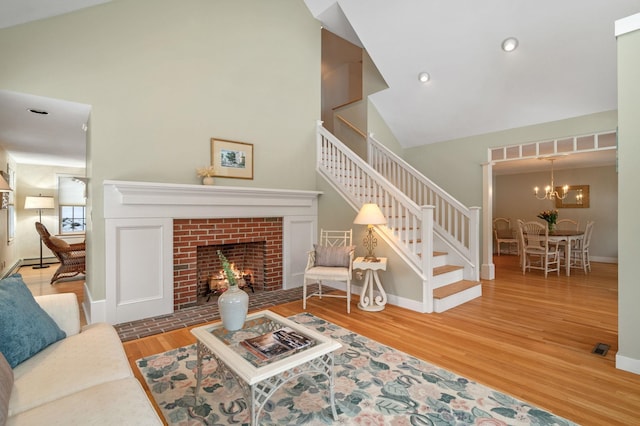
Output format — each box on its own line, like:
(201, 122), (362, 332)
(533, 158), (568, 200)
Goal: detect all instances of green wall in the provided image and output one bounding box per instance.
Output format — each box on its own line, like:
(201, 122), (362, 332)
(0, 0), (320, 300)
(617, 21), (640, 370)
(403, 111), (617, 209)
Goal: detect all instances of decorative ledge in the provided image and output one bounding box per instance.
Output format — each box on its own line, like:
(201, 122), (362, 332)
(103, 180), (322, 219)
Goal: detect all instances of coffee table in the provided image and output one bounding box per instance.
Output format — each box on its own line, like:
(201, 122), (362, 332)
(190, 310), (341, 424)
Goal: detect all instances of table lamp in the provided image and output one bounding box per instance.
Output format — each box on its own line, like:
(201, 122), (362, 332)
(353, 203), (387, 262)
(24, 195), (56, 269)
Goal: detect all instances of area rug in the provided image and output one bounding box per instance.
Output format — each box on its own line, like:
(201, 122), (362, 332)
(136, 313), (576, 425)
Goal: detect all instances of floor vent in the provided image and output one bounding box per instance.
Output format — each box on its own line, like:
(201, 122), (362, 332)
(592, 343), (610, 356)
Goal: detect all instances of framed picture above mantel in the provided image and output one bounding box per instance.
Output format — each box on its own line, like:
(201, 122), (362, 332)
(555, 185), (589, 208)
(210, 138), (254, 179)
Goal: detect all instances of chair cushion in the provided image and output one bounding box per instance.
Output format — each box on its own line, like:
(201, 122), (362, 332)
(0, 274), (66, 368)
(314, 245), (354, 267)
(10, 323), (133, 416)
(0, 352), (12, 426)
(48, 236), (70, 249)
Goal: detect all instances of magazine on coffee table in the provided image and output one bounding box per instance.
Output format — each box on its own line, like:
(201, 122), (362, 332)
(241, 327), (312, 361)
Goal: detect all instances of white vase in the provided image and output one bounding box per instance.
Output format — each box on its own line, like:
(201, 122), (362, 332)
(217, 284), (248, 331)
(202, 176), (215, 185)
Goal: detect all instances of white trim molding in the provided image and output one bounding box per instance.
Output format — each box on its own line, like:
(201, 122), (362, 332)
(615, 12), (640, 37)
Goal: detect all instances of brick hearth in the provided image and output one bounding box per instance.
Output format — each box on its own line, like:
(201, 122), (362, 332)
(173, 217), (283, 310)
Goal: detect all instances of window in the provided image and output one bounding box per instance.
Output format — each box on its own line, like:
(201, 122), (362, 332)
(58, 176), (86, 234)
(60, 205), (86, 233)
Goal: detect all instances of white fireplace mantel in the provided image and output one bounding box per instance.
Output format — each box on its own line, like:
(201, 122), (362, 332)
(101, 180), (321, 325)
(104, 180), (322, 219)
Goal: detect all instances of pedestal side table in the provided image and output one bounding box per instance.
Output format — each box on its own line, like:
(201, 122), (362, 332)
(353, 256), (388, 311)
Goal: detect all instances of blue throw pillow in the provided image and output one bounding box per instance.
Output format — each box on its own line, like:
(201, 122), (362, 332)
(0, 274), (66, 368)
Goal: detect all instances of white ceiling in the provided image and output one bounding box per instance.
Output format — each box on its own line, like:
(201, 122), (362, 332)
(0, 90), (90, 168)
(0, 0), (635, 170)
(0, 0), (103, 167)
(306, 0), (639, 148)
(0, 0), (109, 30)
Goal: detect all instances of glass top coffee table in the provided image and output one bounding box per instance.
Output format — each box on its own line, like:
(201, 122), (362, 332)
(190, 310), (341, 424)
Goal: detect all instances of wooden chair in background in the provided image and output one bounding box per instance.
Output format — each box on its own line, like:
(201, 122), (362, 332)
(35, 222), (86, 284)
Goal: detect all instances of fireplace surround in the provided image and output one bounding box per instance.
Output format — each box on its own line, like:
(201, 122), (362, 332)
(102, 181), (320, 325)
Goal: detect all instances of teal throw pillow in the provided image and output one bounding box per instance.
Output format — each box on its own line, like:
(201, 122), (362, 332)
(0, 274), (66, 368)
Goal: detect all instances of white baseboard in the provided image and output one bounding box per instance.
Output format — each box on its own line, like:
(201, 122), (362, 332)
(83, 283), (106, 324)
(616, 353), (640, 375)
(317, 280), (426, 313)
(591, 256), (617, 264)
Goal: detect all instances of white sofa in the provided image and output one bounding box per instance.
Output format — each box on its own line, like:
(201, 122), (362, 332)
(5, 293), (162, 426)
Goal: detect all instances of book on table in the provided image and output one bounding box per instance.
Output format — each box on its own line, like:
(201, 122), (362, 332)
(241, 327), (312, 361)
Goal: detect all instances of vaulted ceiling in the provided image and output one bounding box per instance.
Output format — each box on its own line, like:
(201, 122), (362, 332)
(305, 0), (639, 149)
(1, 0), (638, 169)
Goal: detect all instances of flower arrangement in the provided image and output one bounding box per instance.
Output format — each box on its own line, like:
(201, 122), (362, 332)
(196, 165), (216, 178)
(217, 250), (237, 288)
(537, 209), (558, 229)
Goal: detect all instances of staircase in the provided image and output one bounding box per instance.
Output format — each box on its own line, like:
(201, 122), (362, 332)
(316, 122), (481, 313)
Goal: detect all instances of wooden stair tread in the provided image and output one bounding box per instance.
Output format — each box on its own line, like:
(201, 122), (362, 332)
(433, 264), (463, 276)
(433, 280), (480, 299)
(433, 251), (447, 257)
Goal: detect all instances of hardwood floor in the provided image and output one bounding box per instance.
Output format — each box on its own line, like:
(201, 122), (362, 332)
(20, 257), (640, 424)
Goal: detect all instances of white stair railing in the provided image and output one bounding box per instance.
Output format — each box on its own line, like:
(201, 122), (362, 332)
(367, 134), (480, 279)
(316, 123), (430, 275)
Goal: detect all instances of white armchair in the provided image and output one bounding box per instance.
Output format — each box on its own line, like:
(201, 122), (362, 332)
(302, 229), (355, 313)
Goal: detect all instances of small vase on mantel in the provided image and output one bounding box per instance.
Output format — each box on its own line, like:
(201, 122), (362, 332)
(202, 176), (215, 185)
(217, 250), (248, 331)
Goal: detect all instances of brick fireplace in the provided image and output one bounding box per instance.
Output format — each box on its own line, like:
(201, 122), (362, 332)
(173, 217), (283, 310)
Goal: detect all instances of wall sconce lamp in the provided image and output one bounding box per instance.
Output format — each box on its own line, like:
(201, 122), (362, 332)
(24, 195), (56, 269)
(353, 203), (387, 261)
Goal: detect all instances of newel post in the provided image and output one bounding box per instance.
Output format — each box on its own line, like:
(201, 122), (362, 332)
(421, 205), (435, 313)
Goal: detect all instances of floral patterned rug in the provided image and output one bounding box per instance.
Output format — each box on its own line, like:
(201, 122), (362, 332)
(136, 313), (576, 425)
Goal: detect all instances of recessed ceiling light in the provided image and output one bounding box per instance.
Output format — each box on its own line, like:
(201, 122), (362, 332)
(418, 72), (430, 83)
(28, 108), (49, 115)
(501, 37), (519, 52)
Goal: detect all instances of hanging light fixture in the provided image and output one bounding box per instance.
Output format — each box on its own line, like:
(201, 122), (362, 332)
(534, 158), (568, 200)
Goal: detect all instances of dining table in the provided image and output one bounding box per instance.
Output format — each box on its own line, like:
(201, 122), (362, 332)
(548, 229), (585, 276)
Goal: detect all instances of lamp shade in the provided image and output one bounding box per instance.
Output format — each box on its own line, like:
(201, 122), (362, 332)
(24, 196), (55, 210)
(353, 203), (387, 225)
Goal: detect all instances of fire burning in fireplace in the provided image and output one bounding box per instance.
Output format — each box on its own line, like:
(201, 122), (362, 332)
(208, 262), (253, 292)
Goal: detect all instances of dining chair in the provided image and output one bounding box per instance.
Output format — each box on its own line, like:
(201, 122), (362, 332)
(493, 218), (518, 256)
(555, 219), (580, 231)
(516, 219), (526, 267)
(303, 229), (355, 313)
(520, 221), (560, 277)
(571, 221), (594, 273)
(555, 218), (580, 263)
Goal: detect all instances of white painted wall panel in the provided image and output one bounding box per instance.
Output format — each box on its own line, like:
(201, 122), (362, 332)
(105, 217), (173, 324)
